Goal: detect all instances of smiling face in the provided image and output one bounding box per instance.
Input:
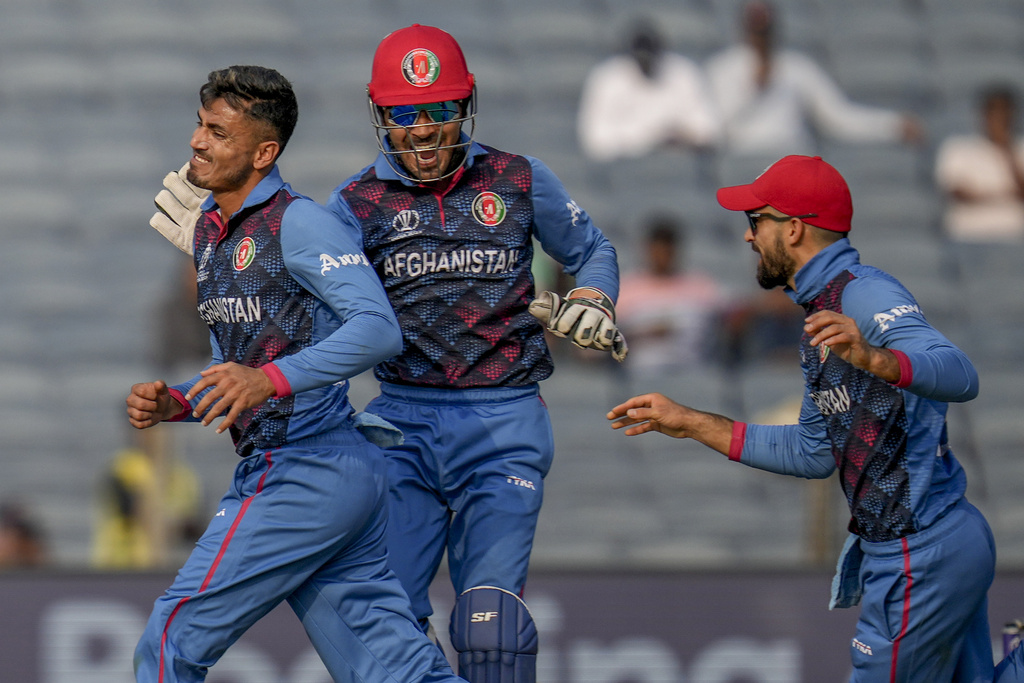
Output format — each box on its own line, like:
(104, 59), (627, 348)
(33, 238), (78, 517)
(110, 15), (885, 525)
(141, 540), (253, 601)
(384, 107), (464, 182)
(186, 97), (266, 195)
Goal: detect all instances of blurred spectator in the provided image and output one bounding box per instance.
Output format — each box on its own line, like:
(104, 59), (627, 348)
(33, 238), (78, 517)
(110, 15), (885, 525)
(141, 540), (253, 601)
(935, 84), (1024, 243)
(721, 287), (805, 368)
(577, 18), (721, 162)
(615, 215), (731, 373)
(0, 502), (47, 569)
(704, 0), (923, 155)
(92, 427), (203, 569)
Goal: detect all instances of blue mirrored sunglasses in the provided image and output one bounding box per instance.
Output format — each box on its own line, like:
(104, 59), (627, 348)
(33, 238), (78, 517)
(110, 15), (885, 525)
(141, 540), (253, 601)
(386, 100), (461, 127)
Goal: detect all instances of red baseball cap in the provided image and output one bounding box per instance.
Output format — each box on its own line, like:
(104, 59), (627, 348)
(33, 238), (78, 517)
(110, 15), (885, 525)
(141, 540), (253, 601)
(716, 155), (853, 232)
(368, 24), (475, 106)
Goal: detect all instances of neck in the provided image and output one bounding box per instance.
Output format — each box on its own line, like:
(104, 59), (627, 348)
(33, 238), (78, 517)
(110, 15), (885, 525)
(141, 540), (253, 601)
(213, 170), (269, 222)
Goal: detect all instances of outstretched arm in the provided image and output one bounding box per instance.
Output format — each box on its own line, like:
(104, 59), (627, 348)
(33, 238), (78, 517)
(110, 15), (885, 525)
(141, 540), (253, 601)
(607, 392), (734, 455)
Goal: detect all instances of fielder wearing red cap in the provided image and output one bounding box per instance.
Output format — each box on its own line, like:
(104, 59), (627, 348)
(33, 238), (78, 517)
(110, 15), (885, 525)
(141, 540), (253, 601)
(328, 23), (626, 683)
(612, 157), (1009, 681)
(716, 154), (853, 233)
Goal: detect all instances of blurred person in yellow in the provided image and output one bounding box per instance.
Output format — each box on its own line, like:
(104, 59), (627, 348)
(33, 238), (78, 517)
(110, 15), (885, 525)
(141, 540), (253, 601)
(92, 427), (203, 569)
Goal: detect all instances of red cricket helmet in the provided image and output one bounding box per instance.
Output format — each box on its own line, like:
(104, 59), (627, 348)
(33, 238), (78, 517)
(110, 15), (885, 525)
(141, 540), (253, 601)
(368, 24), (475, 106)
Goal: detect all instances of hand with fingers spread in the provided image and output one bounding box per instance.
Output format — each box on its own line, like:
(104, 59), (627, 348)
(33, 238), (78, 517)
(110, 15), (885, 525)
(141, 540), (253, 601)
(803, 310), (899, 382)
(607, 392), (734, 453)
(185, 363), (276, 434)
(126, 380), (185, 429)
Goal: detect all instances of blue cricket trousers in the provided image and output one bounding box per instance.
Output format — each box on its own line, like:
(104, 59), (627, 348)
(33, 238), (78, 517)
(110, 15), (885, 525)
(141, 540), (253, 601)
(133, 429), (459, 683)
(850, 499), (995, 683)
(366, 383), (554, 623)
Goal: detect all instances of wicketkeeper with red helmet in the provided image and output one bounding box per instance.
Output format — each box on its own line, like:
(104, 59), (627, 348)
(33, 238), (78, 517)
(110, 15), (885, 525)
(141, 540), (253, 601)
(327, 24), (625, 683)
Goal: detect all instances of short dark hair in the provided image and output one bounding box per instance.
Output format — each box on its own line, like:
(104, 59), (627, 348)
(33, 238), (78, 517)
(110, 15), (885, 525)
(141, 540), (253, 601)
(980, 83), (1016, 111)
(645, 214), (682, 246)
(199, 65), (298, 156)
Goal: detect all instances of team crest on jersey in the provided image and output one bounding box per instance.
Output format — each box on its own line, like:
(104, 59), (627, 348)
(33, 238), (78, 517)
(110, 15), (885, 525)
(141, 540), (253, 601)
(819, 343), (831, 363)
(402, 49), (441, 87)
(233, 237), (256, 271)
(393, 209), (421, 232)
(472, 192), (507, 226)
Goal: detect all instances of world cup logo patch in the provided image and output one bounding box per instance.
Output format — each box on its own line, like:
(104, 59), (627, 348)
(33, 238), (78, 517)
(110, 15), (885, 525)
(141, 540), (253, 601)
(234, 236), (256, 271)
(393, 209), (421, 232)
(472, 192), (507, 226)
(402, 49), (441, 87)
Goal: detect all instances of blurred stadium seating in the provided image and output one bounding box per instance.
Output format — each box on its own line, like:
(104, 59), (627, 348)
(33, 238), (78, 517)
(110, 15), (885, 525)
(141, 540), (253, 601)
(0, 0), (1021, 571)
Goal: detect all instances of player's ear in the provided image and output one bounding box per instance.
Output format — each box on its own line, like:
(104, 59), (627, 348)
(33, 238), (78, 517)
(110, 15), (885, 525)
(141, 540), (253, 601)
(782, 216), (802, 246)
(253, 140), (280, 171)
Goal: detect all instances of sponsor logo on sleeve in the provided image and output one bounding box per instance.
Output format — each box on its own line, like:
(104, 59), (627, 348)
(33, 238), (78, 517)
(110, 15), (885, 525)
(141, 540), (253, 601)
(566, 199), (582, 226)
(320, 252), (372, 275)
(873, 304), (921, 332)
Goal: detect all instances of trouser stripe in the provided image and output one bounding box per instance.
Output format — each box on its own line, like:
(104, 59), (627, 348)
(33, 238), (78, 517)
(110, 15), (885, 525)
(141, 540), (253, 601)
(890, 537), (914, 683)
(158, 451), (274, 682)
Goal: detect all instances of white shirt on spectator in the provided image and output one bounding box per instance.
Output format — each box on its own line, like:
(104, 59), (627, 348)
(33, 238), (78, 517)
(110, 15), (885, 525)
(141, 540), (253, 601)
(578, 52), (721, 162)
(705, 45), (904, 154)
(935, 135), (1024, 242)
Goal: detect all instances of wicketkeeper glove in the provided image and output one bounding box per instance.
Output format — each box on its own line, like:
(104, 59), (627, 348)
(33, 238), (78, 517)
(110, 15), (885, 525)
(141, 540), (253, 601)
(528, 287), (629, 362)
(149, 163), (208, 255)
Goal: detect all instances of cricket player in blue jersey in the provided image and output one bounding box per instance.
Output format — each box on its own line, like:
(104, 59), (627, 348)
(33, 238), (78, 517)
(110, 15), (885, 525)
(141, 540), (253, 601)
(129, 65), (462, 683)
(324, 24), (626, 683)
(609, 155), (1008, 682)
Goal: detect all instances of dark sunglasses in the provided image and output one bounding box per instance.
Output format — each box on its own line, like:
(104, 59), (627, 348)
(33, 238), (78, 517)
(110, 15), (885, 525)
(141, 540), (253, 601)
(745, 212), (818, 234)
(386, 100), (461, 127)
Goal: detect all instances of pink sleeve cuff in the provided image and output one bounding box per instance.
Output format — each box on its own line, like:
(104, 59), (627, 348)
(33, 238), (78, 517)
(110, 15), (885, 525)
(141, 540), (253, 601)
(728, 421), (747, 462)
(261, 363), (292, 398)
(166, 388), (192, 422)
(891, 349), (912, 388)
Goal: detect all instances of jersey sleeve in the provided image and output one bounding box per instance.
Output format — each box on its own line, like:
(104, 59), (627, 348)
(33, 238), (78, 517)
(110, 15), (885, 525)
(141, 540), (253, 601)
(842, 273), (978, 402)
(734, 394), (836, 478)
(527, 156), (620, 301)
(264, 199), (401, 396)
(167, 334), (221, 422)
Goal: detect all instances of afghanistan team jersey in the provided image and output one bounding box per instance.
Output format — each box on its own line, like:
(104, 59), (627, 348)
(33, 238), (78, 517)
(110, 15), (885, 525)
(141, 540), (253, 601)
(329, 140), (619, 388)
(170, 167), (401, 457)
(736, 240), (976, 542)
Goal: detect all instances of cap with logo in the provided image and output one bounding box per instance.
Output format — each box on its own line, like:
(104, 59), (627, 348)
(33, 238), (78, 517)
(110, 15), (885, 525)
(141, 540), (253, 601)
(716, 155), (853, 233)
(368, 24), (475, 106)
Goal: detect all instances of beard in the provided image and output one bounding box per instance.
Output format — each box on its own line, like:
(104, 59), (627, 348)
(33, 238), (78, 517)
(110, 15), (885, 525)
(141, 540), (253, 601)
(755, 232), (796, 290)
(187, 160), (252, 193)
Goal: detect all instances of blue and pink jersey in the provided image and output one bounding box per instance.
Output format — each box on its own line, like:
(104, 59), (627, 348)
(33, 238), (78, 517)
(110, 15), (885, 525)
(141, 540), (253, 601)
(328, 140), (619, 387)
(168, 166), (401, 456)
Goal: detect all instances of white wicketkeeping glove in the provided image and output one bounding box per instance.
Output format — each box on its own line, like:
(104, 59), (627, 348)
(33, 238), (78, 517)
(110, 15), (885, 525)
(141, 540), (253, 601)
(149, 163), (208, 255)
(529, 287), (629, 362)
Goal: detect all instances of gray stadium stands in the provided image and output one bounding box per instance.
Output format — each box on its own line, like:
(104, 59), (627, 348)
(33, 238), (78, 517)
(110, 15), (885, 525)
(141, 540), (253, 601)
(0, 0), (1021, 574)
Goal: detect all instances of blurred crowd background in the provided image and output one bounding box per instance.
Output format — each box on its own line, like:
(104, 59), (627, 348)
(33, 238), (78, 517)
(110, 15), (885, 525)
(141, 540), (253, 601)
(1, 0), (1023, 575)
